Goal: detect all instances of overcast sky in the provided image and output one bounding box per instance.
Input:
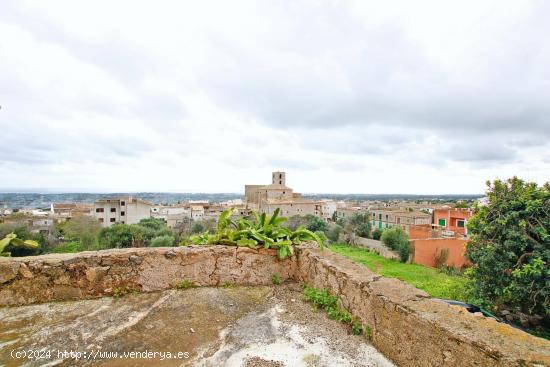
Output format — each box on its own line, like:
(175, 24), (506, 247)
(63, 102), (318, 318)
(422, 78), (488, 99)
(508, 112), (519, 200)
(0, 1), (548, 194)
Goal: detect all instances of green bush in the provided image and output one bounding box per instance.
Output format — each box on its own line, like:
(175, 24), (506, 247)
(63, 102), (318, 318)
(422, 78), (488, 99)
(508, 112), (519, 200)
(371, 228), (383, 240)
(286, 214), (328, 233)
(325, 223), (343, 242)
(381, 227), (410, 262)
(48, 241), (86, 253)
(150, 235), (175, 247)
(466, 177), (550, 316)
(99, 219), (174, 248)
(348, 213), (372, 238)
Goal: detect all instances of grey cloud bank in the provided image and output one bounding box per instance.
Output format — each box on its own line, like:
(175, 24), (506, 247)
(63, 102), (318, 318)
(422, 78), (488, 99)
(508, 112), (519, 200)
(0, 0), (548, 194)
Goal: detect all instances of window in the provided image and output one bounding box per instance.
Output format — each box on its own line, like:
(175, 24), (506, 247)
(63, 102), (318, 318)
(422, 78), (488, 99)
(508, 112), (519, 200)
(110, 208), (116, 213)
(121, 211), (125, 216)
(279, 174), (282, 179)
(99, 218), (104, 223)
(279, 180), (282, 184)
(457, 220), (465, 228)
(121, 221), (125, 224)
(96, 208), (104, 213)
(110, 218), (116, 222)
(120, 201), (125, 206)
(438, 218), (446, 226)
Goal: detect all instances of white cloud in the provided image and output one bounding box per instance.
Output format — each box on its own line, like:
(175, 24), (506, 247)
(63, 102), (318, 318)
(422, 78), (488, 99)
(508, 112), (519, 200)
(0, 0), (548, 194)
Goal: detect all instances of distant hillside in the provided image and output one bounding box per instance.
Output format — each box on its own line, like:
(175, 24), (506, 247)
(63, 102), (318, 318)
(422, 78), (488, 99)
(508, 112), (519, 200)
(0, 193), (243, 209)
(0, 192), (482, 209)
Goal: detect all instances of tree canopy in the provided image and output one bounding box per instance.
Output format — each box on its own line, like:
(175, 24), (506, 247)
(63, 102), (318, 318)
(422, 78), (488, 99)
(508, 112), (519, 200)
(466, 177), (549, 316)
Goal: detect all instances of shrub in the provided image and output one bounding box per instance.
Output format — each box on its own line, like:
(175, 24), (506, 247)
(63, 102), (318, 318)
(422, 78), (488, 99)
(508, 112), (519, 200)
(48, 241), (86, 254)
(325, 223), (343, 242)
(286, 214), (328, 233)
(434, 248), (449, 269)
(191, 222), (205, 234)
(371, 228), (383, 240)
(61, 216), (101, 249)
(150, 235), (175, 247)
(466, 177), (549, 316)
(271, 274), (281, 285)
(99, 220), (173, 248)
(348, 213), (372, 238)
(381, 227), (410, 262)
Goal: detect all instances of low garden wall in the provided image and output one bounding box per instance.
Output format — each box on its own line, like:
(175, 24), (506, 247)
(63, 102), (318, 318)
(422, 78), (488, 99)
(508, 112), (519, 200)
(0, 246), (296, 306)
(354, 237), (398, 259)
(295, 248), (549, 367)
(1, 245), (548, 366)
(412, 237), (468, 268)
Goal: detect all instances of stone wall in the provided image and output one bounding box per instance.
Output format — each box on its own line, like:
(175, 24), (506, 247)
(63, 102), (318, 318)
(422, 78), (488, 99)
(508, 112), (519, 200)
(0, 246), (296, 306)
(354, 237), (398, 259)
(295, 248), (550, 367)
(1, 245), (549, 366)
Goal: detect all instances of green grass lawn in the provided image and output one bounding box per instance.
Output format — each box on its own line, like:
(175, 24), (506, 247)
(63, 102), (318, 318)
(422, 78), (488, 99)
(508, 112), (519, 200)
(329, 243), (468, 301)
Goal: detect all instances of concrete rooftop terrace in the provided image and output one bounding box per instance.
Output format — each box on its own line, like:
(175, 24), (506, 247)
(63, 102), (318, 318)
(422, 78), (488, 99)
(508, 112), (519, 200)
(0, 285), (393, 367)
(0, 245), (548, 366)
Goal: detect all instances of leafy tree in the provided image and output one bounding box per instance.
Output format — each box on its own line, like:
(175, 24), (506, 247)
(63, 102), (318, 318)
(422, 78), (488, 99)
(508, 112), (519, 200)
(0, 233), (39, 257)
(98, 218), (174, 249)
(286, 214), (328, 233)
(137, 217), (167, 231)
(466, 177), (549, 316)
(325, 223), (343, 242)
(381, 227), (410, 262)
(191, 222), (205, 234)
(62, 216), (102, 249)
(347, 213), (372, 238)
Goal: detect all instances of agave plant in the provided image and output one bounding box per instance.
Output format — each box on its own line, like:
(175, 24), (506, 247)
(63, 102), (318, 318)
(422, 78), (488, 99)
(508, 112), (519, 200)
(183, 208), (323, 259)
(0, 233), (39, 257)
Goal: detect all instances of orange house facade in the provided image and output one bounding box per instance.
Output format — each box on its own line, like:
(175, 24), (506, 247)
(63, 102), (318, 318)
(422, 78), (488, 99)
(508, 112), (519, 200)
(432, 208), (473, 237)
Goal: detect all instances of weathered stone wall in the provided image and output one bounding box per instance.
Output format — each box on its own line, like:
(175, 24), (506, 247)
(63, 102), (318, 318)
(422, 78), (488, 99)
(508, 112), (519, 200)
(1, 245), (549, 366)
(0, 246), (296, 306)
(295, 248), (550, 367)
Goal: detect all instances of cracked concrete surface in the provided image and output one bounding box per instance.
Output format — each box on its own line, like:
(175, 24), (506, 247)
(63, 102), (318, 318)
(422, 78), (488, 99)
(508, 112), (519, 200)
(0, 285), (394, 367)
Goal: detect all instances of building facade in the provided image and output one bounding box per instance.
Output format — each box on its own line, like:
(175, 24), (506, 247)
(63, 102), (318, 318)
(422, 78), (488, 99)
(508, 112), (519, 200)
(370, 209), (432, 233)
(93, 196), (153, 227)
(245, 172), (331, 220)
(432, 207), (473, 237)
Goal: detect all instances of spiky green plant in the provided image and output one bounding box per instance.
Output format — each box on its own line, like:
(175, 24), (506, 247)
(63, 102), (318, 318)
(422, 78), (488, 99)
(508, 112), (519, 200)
(181, 208), (323, 260)
(0, 233), (39, 257)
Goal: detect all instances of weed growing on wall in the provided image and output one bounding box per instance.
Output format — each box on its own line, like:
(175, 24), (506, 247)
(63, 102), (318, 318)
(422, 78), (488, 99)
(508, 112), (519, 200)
(302, 285), (366, 336)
